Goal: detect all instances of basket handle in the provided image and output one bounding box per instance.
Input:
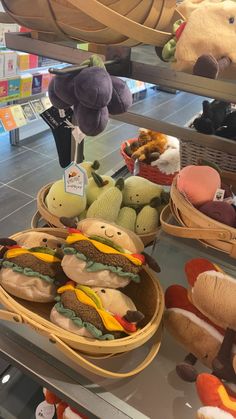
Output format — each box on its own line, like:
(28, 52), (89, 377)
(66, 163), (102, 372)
(67, 0), (179, 46)
(0, 308), (23, 323)
(160, 205), (234, 241)
(48, 325), (162, 379)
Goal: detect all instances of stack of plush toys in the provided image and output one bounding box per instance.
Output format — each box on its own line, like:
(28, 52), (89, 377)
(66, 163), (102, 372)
(165, 257), (236, 418)
(123, 129), (180, 175)
(45, 164), (170, 235)
(0, 219), (161, 341)
(43, 388), (88, 419)
(177, 163), (236, 227)
(48, 55), (132, 137)
(160, 0), (236, 79)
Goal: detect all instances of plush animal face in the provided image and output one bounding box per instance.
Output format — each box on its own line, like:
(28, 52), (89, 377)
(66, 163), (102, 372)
(77, 218), (144, 253)
(46, 179), (87, 218)
(16, 231), (65, 250)
(93, 287), (136, 317)
(175, 1), (236, 67)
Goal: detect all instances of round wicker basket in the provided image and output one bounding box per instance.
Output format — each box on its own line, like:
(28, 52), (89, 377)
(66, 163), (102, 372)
(33, 183), (160, 246)
(160, 172), (236, 258)
(0, 227), (164, 378)
(1, 0), (180, 47)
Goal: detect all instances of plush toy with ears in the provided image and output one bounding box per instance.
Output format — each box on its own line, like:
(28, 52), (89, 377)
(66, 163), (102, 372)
(162, 1), (236, 79)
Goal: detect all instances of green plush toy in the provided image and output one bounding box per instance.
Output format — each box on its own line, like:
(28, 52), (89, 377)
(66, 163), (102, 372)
(123, 176), (163, 208)
(116, 207), (137, 232)
(79, 160), (100, 178)
(46, 179), (87, 218)
(135, 197), (161, 234)
(86, 172), (115, 206)
(86, 178), (124, 222)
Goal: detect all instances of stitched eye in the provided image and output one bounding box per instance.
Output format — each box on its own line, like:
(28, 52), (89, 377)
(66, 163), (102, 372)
(42, 238), (47, 243)
(229, 16), (235, 24)
(59, 204), (62, 207)
(53, 197), (55, 200)
(136, 194), (139, 197)
(101, 289), (106, 293)
(117, 232), (122, 235)
(100, 226), (105, 229)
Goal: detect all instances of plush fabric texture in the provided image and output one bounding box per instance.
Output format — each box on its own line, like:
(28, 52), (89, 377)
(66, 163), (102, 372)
(16, 231), (66, 250)
(176, 165), (221, 206)
(63, 406), (85, 419)
(197, 406), (235, 419)
(174, 2), (236, 72)
(54, 74), (77, 106)
(74, 103), (109, 136)
(77, 218), (144, 254)
(191, 270), (236, 330)
(0, 268), (56, 302)
(108, 76), (132, 115)
(48, 78), (70, 109)
(185, 258), (218, 287)
(46, 179), (87, 218)
(74, 67), (112, 110)
(199, 201), (236, 227)
(50, 306), (92, 337)
(93, 287), (136, 317)
(196, 374), (236, 418)
(61, 254), (130, 288)
(177, 0), (222, 19)
(122, 176), (163, 206)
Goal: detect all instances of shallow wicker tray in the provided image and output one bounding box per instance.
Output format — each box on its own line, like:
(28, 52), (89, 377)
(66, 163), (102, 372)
(0, 227), (164, 378)
(33, 183), (160, 247)
(161, 172), (236, 258)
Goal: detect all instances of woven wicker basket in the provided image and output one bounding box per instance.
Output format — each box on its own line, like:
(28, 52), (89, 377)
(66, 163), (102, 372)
(121, 139), (177, 186)
(1, 0), (181, 47)
(0, 227), (164, 378)
(33, 183), (160, 246)
(160, 172), (236, 258)
(180, 139), (236, 172)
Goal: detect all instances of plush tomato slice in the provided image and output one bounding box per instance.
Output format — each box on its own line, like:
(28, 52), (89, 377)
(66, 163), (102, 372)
(132, 253), (145, 264)
(114, 315), (137, 333)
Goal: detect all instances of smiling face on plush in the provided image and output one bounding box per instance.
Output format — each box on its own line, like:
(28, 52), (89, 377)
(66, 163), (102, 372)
(46, 179), (87, 218)
(77, 218), (144, 253)
(123, 176), (162, 207)
(175, 1), (236, 71)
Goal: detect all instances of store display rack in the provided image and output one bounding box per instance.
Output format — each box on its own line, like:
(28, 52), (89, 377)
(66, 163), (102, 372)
(1, 31), (236, 419)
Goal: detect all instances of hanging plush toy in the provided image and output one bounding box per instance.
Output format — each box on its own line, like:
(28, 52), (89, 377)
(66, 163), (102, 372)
(48, 55), (132, 136)
(161, 1), (236, 79)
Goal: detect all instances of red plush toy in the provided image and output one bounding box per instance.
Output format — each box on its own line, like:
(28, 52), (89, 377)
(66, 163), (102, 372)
(44, 389), (89, 419)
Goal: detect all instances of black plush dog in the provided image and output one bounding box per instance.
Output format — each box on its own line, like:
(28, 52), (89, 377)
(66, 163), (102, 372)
(193, 100), (231, 135)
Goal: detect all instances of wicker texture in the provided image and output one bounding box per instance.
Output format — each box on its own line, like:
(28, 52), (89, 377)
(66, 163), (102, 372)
(180, 139), (236, 172)
(1, 0), (179, 46)
(0, 227), (164, 378)
(121, 139), (177, 186)
(160, 173), (236, 258)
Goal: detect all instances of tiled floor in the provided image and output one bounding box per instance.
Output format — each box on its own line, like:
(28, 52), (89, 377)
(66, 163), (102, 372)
(0, 88), (206, 236)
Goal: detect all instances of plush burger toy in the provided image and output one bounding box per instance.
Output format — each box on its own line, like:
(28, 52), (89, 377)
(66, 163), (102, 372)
(0, 236), (67, 303)
(61, 219), (147, 289)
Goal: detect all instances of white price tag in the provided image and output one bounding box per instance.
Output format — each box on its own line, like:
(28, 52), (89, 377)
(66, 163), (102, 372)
(35, 401), (55, 419)
(59, 109), (66, 118)
(133, 159), (140, 176)
(64, 163), (88, 196)
(213, 188), (225, 201)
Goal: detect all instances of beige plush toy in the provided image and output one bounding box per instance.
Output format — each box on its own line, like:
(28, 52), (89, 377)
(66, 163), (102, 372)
(177, 0), (222, 19)
(61, 219), (145, 288)
(162, 1), (236, 79)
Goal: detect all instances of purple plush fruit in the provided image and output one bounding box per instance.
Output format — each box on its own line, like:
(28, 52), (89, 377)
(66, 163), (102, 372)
(108, 76), (132, 115)
(48, 78), (70, 109)
(54, 73), (77, 106)
(199, 200), (236, 227)
(74, 103), (109, 136)
(74, 67), (112, 110)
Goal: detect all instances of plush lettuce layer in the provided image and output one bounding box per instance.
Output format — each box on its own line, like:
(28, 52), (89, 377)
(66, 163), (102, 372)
(0, 260), (54, 284)
(63, 247), (140, 283)
(54, 301), (114, 340)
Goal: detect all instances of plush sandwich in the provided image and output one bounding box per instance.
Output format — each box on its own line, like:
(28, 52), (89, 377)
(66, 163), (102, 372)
(50, 281), (144, 340)
(61, 219), (146, 288)
(0, 237), (67, 302)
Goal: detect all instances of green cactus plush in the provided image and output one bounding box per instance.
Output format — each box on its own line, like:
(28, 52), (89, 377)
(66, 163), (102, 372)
(123, 176), (163, 208)
(86, 178), (124, 222)
(116, 207), (137, 231)
(135, 197), (160, 234)
(86, 172), (115, 206)
(46, 179), (87, 218)
(80, 160), (100, 178)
